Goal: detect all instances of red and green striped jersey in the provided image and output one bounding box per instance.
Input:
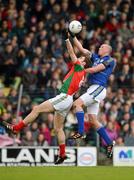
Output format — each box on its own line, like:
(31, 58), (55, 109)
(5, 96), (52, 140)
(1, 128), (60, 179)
(60, 60), (86, 95)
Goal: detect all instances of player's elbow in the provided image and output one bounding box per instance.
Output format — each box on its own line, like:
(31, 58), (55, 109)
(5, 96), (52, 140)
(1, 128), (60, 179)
(85, 68), (93, 74)
(80, 48), (87, 55)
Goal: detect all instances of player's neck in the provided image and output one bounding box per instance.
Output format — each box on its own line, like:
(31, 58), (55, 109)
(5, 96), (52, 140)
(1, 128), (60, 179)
(100, 53), (110, 58)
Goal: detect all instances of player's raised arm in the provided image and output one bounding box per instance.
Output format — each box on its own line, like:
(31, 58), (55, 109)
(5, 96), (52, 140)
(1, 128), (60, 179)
(85, 63), (105, 74)
(65, 38), (77, 63)
(74, 36), (91, 55)
(68, 21), (91, 59)
(85, 56), (115, 74)
(69, 31), (91, 59)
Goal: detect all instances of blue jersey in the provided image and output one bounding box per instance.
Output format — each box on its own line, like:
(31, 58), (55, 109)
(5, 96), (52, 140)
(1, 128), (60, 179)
(89, 53), (116, 87)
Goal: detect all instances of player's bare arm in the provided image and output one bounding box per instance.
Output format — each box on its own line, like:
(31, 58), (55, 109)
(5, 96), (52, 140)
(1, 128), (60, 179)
(73, 36), (91, 58)
(85, 63), (105, 74)
(65, 38), (77, 63)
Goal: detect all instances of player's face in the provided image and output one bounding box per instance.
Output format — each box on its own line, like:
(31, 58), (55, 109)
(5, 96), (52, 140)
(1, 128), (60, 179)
(79, 56), (86, 67)
(98, 44), (110, 56)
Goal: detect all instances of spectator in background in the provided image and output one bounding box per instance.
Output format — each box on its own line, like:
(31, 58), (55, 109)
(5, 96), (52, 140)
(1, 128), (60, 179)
(107, 103), (119, 120)
(30, 122), (39, 140)
(113, 89), (125, 104)
(44, 80), (59, 100)
(8, 88), (18, 107)
(22, 66), (37, 93)
(20, 95), (31, 118)
(21, 130), (34, 146)
(0, 125), (6, 135)
(108, 74), (118, 91)
(124, 120), (134, 146)
(37, 63), (52, 89)
(105, 16), (120, 34)
(108, 4), (121, 20)
(117, 64), (132, 89)
(20, 36), (33, 60)
(34, 133), (49, 146)
(119, 112), (131, 127)
(120, 123), (130, 137)
(118, 22), (133, 42)
(116, 136), (124, 146)
(40, 122), (51, 145)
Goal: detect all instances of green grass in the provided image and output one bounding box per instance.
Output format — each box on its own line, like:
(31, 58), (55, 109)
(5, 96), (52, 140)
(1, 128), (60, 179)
(1, 166), (134, 180)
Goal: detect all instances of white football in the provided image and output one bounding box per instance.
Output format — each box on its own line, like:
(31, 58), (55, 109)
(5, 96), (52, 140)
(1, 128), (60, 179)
(69, 20), (82, 34)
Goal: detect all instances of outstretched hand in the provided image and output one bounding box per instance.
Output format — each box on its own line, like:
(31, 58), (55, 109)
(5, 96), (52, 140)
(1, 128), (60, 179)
(62, 27), (76, 40)
(68, 28), (76, 38)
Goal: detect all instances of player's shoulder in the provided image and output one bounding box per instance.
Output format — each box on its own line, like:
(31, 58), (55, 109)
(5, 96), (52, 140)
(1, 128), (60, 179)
(73, 60), (85, 71)
(107, 56), (116, 65)
(102, 56), (115, 62)
(73, 60), (80, 65)
(73, 60), (82, 67)
(102, 56), (116, 67)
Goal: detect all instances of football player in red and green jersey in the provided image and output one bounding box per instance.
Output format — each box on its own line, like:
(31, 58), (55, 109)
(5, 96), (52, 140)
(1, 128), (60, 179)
(60, 56), (86, 96)
(0, 36), (87, 164)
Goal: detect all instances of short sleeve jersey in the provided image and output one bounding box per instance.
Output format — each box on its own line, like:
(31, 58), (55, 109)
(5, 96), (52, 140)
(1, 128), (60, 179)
(89, 53), (116, 87)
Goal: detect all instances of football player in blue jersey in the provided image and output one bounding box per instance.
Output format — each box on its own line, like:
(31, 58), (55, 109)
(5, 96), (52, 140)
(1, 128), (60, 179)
(69, 32), (116, 158)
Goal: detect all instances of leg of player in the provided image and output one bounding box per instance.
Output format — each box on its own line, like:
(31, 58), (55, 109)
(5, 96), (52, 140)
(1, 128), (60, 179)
(70, 89), (100, 139)
(88, 114), (112, 144)
(24, 100), (55, 124)
(88, 113), (115, 158)
(54, 112), (67, 164)
(69, 98), (85, 139)
(1, 100), (55, 133)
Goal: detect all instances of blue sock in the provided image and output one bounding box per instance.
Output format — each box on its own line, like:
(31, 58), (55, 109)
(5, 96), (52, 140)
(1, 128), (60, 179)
(76, 111), (84, 135)
(97, 126), (112, 145)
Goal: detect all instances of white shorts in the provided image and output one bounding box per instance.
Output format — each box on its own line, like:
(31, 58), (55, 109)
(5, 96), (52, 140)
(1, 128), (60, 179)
(80, 84), (106, 115)
(49, 93), (73, 117)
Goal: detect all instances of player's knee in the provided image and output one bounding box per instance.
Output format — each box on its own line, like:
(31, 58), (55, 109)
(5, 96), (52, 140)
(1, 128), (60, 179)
(54, 127), (63, 134)
(72, 102), (76, 110)
(88, 114), (96, 125)
(73, 100), (83, 110)
(32, 105), (40, 114)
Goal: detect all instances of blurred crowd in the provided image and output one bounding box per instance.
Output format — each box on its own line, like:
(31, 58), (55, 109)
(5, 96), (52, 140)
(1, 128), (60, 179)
(0, 0), (134, 147)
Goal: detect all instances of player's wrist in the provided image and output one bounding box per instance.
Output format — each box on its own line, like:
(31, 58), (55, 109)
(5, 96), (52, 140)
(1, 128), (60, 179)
(68, 28), (75, 38)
